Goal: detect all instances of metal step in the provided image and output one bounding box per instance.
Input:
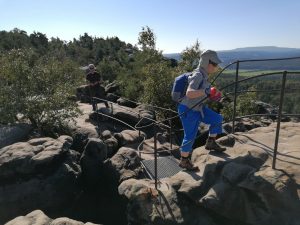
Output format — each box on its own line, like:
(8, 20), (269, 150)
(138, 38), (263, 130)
(141, 156), (182, 179)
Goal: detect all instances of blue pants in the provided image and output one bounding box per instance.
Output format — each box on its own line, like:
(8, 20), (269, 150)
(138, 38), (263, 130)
(178, 104), (223, 153)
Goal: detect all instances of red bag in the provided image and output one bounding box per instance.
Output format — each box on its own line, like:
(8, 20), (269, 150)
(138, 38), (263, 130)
(209, 87), (222, 102)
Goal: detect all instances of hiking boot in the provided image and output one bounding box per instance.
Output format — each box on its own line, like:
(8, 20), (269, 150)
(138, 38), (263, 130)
(205, 138), (226, 152)
(179, 157), (199, 171)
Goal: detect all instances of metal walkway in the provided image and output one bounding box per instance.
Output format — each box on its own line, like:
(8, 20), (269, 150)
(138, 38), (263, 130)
(141, 156), (182, 179)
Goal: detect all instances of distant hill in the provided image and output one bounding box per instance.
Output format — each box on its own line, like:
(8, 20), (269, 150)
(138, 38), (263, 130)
(223, 46), (300, 52)
(163, 53), (182, 61)
(164, 46), (300, 70)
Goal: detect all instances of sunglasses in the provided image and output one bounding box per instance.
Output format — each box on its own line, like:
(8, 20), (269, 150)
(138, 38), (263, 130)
(209, 60), (218, 67)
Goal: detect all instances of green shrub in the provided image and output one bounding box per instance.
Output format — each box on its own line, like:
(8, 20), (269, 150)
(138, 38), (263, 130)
(221, 88), (259, 121)
(0, 48), (83, 137)
(141, 61), (175, 118)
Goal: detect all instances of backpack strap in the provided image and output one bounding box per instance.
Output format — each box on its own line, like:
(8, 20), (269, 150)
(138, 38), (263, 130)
(177, 72), (205, 104)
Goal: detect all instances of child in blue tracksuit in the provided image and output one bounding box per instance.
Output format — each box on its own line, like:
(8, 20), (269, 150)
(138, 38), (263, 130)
(178, 50), (226, 171)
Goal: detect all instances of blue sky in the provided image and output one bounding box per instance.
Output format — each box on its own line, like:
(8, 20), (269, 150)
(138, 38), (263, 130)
(0, 0), (299, 53)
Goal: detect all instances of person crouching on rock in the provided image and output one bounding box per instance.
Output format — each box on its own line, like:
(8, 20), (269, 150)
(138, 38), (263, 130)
(178, 50), (226, 171)
(86, 64), (109, 111)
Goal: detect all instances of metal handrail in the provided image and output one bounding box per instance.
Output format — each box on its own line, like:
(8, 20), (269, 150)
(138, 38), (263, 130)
(93, 98), (205, 155)
(211, 56), (300, 85)
(99, 68), (300, 131)
(235, 114), (300, 119)
(225, 88), (300, 95)
(96, 68), (300, 143)
(238, 56), (300, 63)
(93, 103), (154, 156)
(109, 93), (178, 114)
(92, 56), (300, 189)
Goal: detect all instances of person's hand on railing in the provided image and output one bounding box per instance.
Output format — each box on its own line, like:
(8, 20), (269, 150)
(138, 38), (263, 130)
(209, 87), (222, 102)
(205, 86), (211, 96)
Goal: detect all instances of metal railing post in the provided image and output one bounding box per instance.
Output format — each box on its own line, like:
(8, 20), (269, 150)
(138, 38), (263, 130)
(110, 102), (113, 114)
(169, 118), (173, 150)
(154, 126), (158, 189)
(95, 99), (100, 134)
(138, 111), (141, 158)
(232, 61), (240, 134)
(138, 111), (141, 138)
(272, 71), (287, 169)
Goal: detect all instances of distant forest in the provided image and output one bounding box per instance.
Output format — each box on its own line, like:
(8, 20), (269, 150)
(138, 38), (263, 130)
(0, 28), (133, 64)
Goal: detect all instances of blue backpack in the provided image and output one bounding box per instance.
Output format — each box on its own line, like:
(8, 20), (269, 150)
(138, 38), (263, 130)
(171, 72), (192, 102)
(171, 72), (205, 102)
